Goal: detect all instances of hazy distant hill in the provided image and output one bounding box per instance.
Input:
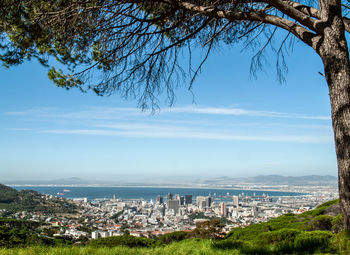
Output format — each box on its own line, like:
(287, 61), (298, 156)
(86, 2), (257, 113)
(0, 184), (77, 214)
(3, 174), (338, 187)
(3, 177), (93, 185)
(203, 174), (337, 186)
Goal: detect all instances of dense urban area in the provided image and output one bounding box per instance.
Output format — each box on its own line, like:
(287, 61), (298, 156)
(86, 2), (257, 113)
(0, 184), (338, 241)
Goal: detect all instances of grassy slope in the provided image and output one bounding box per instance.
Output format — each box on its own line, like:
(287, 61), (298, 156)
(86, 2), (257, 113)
(0, 240), (239, 255)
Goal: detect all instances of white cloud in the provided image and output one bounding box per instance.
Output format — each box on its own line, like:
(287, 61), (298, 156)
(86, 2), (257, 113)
(40, 128), (333, 144)
(6, 105), (333, 144)
(5, 105), (330, 120)
(161, 106), (330, 120)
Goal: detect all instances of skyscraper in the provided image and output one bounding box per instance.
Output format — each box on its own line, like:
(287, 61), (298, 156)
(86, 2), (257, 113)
(156, 195), (164, 204)
(196, 196), (207, 209)
(167, 199), (180, 214)
(185, 195), (192, 205)
(221, 202), (227, 216)
(180, 196), (184, 206)
(206, 196), (212, 207)
(233, 196), (239, 208)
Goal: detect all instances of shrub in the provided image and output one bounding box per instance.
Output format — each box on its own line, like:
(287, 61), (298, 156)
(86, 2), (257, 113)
(332, 214), (343, 233)
(227, 223), (270, 241)
(294, 231), (333, 253)
(331, 231), (350, 252)
(266, 214), (307, 231)
(258, 228), (301, 245)
(188, 219), (224, 239)
(309, 215), (333, 231)
(256, 228), (300, 254)
(156, 231), (188, 245)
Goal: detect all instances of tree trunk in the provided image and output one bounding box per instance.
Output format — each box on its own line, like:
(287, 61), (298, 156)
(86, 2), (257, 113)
(326, 55), (350, 233)
(319, 8), (350, 232)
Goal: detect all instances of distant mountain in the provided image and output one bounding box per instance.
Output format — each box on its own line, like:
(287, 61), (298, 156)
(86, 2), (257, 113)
(3, 177), (94, 185)
(203, 174), (337, 186)
(3, 174), (338, 187)
(0, 184), (77, 214)
(47, 177), (92, 185)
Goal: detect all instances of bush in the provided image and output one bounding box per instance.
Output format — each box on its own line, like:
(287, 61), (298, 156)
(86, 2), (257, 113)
(294, 231), (334, 253)
(332, 214), (343, 233)
(156, 231), (188, 245)
(331, 231), (350, 252)
(188, 220), (224, 239)
(266, 214), (308, 231)
(258, 228), (301, 245)
(227, 222), (270, 241)
(256, 229), (300, 254)
(89, 234), (155, 248)
(309, 215), (333, 231)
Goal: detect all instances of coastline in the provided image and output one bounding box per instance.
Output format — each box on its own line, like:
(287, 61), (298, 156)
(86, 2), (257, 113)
(8, 183), (315, 195)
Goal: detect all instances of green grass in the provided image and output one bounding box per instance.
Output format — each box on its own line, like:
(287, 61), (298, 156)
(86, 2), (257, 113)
(0, 239), (239, 255)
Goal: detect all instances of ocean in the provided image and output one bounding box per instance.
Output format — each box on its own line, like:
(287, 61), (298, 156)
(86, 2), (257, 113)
(12, 186), (306, 201)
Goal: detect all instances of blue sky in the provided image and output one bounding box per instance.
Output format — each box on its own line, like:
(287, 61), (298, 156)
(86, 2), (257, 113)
(0, 41), (337, 181)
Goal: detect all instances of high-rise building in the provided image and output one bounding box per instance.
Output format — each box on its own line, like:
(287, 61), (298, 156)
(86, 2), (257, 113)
(206, 196), (212, 207)
(185, 195), (192, 205)
(233, 196), (239, 208)
(196, 196), (213, 209)
(196, 196), (207, 209)
(167, 199), (180, 214)
(161, 204), (166, 216)
(156, 195), (164, 204)
(221, 202), (227, 217)
(180, 196), (184, 206)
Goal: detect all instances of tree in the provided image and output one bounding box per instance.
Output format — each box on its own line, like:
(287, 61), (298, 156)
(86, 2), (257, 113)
(189, 219), (225, 239)
(1, 0), (350, 232)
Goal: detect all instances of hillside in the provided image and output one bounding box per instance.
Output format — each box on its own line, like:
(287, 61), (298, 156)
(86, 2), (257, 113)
(0, 184), (77, 214)
(0, 184), (18, 204)
(0, 199), (349, 254)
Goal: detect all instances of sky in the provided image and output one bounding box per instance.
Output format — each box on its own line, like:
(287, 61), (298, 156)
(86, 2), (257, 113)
(0, 39), (338, 182)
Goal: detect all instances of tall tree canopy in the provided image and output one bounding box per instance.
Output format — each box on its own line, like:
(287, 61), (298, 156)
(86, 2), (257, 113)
(1, 0), (350, 232)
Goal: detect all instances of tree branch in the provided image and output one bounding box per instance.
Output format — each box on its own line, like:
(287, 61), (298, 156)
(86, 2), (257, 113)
(286, 1), (321, 19)
(162, 0), (318, 48)
(264, 0), (323, 33)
